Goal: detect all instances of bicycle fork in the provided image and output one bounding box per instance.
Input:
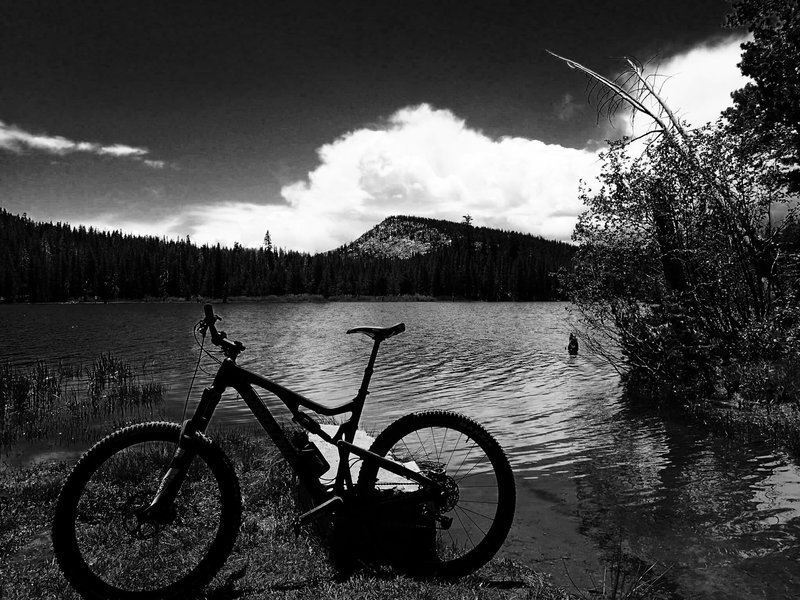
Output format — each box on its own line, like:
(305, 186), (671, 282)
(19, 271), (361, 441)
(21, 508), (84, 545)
(140, 384), (222, 526)
(137, 422), (199, 527)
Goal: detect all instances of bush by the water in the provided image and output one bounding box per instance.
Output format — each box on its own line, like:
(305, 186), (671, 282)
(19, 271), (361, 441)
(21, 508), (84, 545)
(558, 39), (800, 411)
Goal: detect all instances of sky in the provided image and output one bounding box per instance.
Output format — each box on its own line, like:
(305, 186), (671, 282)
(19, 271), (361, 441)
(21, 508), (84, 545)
(1, 0), (749, 253)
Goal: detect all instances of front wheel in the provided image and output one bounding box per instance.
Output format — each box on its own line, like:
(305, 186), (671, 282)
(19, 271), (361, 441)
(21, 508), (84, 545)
(52, 422), (242, 600)
(355, 410), (515, 578)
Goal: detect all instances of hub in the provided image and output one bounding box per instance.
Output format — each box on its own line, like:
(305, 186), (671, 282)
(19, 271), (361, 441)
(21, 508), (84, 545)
(428, 471), (459, 513)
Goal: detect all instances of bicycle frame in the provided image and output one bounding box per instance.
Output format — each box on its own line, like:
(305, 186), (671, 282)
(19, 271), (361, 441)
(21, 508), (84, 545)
(147, 335), (439, 522)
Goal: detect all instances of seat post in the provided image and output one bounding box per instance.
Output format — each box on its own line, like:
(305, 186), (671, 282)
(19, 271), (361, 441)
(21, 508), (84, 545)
(347, 339), (381, 434)
(343, 323), (403, 425)
(358, 338), (382, 399)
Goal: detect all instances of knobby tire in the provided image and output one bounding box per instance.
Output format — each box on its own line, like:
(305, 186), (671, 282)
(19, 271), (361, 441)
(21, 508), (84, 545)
(52, 421), (241, 600)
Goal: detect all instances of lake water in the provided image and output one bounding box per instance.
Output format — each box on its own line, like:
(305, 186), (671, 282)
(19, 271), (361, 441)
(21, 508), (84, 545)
(2, 302), (799, 599)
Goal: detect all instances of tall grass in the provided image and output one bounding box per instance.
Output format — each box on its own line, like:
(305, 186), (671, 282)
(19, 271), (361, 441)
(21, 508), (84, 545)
(0, 354), (165, 448)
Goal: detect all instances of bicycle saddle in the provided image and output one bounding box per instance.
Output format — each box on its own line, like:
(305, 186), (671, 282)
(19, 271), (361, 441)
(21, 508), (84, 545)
(346, 323), (405, 341)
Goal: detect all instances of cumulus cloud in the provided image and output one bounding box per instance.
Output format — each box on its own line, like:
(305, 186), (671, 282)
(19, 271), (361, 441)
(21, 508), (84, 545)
(263, 104), (600, 251)
(0, 120), (164, 166)
(131, 105), (598, 253)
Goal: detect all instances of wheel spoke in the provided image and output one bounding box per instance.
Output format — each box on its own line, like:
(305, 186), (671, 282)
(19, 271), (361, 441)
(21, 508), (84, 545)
(415, 429), (433, 465)
(454, 504), (495, 526)
(452, 505), (477, 549)
(438, 427), (449, 466)
(454, 451), (491, 483)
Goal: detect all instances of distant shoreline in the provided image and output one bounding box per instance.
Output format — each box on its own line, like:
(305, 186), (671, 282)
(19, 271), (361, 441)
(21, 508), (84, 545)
(2, 294), (568, 305)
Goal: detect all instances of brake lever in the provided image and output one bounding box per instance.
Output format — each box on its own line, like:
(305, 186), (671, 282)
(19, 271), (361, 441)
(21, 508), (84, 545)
(196, 320), (209, 336)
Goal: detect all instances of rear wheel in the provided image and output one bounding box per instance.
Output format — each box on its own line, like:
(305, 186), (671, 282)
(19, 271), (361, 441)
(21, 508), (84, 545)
(52, 422), (241, 600)
(355, 410), (515, 578)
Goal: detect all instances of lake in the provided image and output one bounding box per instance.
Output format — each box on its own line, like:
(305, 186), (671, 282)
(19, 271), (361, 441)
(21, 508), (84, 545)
(2, 302), (799, 599)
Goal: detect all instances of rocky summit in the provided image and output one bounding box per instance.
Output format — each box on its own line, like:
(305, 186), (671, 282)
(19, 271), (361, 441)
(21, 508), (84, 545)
(344, 216), (454, 259)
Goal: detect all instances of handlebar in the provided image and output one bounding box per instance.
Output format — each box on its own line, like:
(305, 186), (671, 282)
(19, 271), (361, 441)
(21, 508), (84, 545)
(201, 304), (245, 358)
(203, 303), (216, 323)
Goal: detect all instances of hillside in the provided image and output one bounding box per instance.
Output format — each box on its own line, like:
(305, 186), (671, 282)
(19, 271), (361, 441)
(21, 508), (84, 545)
(0, 209), (573, 302)
(345, 216), (454, 259)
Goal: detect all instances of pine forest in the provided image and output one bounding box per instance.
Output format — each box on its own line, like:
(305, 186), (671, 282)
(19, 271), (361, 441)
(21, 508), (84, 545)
(0, 210), (574, 303)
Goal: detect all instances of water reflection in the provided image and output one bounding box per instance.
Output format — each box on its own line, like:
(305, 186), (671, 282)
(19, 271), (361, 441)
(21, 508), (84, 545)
(2, 302), (799, 599)
(571, 409), (800, 599)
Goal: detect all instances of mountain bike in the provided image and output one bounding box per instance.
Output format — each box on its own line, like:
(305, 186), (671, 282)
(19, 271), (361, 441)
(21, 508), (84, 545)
(52, 304), (516, 600)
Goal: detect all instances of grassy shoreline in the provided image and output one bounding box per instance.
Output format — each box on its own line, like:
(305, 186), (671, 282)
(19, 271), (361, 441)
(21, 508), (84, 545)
(4, 293), (572, 305)
(7, 405), (788, 600)
(0, 361), (674, 600)
(1, 434), (576, 600)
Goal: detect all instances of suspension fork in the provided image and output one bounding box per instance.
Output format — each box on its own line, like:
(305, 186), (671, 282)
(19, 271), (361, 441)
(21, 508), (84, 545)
(142, 382), (225, 522)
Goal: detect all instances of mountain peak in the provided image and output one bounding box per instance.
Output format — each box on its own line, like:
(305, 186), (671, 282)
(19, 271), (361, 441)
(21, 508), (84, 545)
(345, 215), (455, 259)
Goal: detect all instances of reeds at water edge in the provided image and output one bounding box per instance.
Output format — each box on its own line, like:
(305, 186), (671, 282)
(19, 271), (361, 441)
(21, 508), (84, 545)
(0, 354), (166, 449)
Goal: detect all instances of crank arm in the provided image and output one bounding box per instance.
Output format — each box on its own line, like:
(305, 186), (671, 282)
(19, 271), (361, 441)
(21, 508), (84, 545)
(292, 495), (343, 536)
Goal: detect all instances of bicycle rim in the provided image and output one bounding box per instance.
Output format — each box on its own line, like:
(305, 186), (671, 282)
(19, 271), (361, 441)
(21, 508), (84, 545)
(53, 422), (240, 599)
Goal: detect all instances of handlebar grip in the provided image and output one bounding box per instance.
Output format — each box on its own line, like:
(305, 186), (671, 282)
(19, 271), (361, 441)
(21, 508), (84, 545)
(203, 304), (216, 322)
(200, 303), (244, 356)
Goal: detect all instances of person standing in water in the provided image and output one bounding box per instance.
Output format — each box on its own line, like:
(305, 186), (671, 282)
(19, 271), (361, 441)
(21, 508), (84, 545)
(567, 333), (579, 355)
